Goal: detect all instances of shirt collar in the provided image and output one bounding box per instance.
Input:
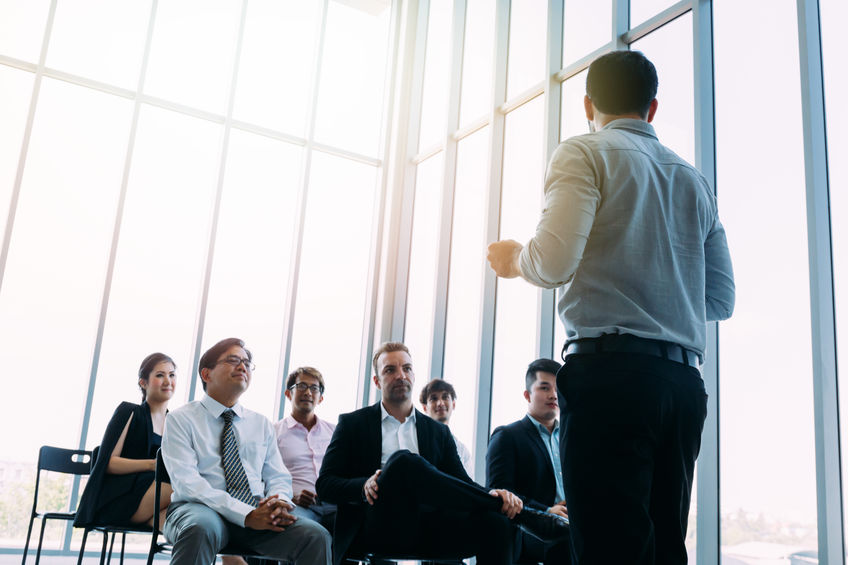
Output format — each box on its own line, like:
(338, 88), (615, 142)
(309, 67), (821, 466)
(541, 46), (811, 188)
(285, 414), (321, 429)
(380, 402), (416, 424)
(527, 414), (559, 435)
(601, 118), (657, 139)
(201, 394), (244, 419)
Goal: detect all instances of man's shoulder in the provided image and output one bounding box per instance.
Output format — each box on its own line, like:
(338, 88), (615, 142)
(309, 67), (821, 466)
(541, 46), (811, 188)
(338, 403), (379, 424)
(491, 417), (530, 440)
(168, 399), (204, 418)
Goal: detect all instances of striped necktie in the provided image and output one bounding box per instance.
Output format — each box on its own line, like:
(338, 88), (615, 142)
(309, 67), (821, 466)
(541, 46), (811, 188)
(221, 409), (257, 507)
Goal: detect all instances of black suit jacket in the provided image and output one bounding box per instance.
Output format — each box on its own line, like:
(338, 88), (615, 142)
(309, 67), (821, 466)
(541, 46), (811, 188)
(316, 402), (472, 565)
(486, 415), (557, 512)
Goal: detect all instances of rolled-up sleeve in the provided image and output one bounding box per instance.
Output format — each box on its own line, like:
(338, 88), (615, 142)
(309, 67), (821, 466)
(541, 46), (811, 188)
(704, 215), (735, 321)
(519, 140), (600, 289)
(162, 409), (255, 527)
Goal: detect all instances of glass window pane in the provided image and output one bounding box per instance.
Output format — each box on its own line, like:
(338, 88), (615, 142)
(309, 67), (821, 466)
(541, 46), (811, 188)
(0, 77), (131, 547)
(821, 0), (848, 549)
(459, 0), (495, 127)
(0, 0), (50, 62)
(560, 68), (589, 142)
(630, 0), (677, 29)
(0, 65), (33, 241)
(442, 126), (490, 455)
(405, 152), (444, 398)
(47, 0), (151, 89)
(715, 0), (818, 560)
(563, 0), (611, 65)
(314, 0), (391, 158)
(201, 131), (303, 417)
(233, 0), (323, 136)
(89, 105), (222, 447)
(418, 0), (454, 149)
(506, 0), (547, 99)
(144, 0), (241, 114)
(288, 152), (378, 425)
(490, 97), (545, 431)
(632, 15), (695, 164)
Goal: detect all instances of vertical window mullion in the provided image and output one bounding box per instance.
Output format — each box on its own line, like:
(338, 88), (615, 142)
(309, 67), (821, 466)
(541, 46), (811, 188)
(796, 0), (845, 561)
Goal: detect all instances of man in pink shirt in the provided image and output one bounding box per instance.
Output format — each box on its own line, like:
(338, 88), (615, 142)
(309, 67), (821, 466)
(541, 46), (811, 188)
(274, 366), (337, 530)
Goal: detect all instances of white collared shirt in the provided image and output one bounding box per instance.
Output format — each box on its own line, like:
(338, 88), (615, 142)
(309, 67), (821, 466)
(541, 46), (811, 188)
(380, 403), (419, 466)
(162, 394), (294, 527)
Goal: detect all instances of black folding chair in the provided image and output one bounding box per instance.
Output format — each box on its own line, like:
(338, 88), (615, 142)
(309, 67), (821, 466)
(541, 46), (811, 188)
(21, 446), (92, 565)
(76, 445), (155, 565)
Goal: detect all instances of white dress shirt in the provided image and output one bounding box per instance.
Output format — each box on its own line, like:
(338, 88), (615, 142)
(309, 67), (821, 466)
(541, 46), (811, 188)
(518, 119), (735, 355)
(162, 394), (294, 527)
(274, 415), (335, 496)
(380, 403), (419, 466)
(454, 434), (473, 478)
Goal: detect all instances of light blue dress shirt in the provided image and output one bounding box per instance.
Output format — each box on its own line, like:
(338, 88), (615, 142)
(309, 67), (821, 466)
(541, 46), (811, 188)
(162, 394), (294, 527)
(518, 119), (735, 356)
(527, 415), (565, 503)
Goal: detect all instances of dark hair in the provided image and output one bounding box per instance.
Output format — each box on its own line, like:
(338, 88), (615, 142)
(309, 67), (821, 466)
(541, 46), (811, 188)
(586, 50), (658, 118)
(138, 352), (176, 401)
(419, 378), (457, 406)
(371, 342), (410, 376)
(198, 338), (251, 391)
(286, 366), (325, 393)
(525, 358), (562, 392)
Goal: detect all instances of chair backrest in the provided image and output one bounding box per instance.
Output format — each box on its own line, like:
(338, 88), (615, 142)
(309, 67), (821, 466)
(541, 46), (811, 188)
(38, 446), (92, 476)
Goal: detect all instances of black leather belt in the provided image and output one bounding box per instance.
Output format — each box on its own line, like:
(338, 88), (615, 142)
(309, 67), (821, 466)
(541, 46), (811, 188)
(563, 334), (702, 368)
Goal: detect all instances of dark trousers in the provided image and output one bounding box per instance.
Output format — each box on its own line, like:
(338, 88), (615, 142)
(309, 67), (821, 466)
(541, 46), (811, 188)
(557, 353), (707, 565)
(517, 529), (572, 565)
(350, 450), (513, 565)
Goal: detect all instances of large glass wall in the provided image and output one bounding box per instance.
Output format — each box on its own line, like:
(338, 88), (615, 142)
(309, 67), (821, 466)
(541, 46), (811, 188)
(0, 0), (394, 553)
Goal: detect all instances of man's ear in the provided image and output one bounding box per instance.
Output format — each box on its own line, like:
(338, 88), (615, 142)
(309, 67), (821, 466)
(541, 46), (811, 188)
(372, 374), (381, 390)
(200, 367), (210, 384)
(284, 388), (292, 402)
(523, 390), (531, 403)
(584, 95), (594, 121)
(317, 393), (324, 405)
(646, 98), (658, 123)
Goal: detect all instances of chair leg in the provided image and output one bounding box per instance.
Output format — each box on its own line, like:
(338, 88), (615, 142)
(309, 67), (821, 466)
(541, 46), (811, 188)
(77, 528), (91, 565)
(20, 515), (36, 565)
(99, 531), (109, 565)
(34, 518), (49, 565)
(119, 532), (126, 565)
(105, 531), (116, 565)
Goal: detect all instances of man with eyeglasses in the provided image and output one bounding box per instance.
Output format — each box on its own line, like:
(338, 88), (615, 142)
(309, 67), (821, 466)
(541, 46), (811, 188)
(274, 366), (337, 531)
(162, 337), (331, 565)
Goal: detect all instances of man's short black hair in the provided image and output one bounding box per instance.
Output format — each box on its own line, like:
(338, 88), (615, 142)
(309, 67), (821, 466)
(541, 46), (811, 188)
(586, 50), (658, 118)
(198, 337), (251, 391)
(525, 358), (562, 392)
(419, 378), (457, 406)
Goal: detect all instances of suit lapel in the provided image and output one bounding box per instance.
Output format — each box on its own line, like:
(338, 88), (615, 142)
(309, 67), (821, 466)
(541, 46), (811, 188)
(367, 402), (383, 469)
(521, 415), (554, 476)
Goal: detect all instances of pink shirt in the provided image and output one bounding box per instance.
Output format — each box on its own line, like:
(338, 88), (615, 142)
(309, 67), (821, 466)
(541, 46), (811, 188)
(274, 415), (336, 495)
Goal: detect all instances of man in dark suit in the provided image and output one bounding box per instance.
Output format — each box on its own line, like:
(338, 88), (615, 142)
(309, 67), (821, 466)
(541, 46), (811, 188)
(487, 358), (572, 565)
(316, 342), (567, 565)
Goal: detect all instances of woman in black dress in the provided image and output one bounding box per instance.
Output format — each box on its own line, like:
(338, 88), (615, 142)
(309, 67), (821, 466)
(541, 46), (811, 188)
(75, 353), (175, 528)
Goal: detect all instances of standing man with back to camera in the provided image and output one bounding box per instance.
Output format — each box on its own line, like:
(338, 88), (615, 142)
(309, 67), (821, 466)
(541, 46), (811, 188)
(487, 50), (735, 564)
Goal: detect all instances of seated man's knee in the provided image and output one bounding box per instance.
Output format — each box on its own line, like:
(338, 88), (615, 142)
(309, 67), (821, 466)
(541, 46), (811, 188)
(381, 449), (423, 484)
(168, 503), (227, 550)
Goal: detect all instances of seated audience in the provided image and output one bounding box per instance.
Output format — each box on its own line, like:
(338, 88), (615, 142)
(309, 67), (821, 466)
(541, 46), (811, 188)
(316, 342), (568, 565)
(274, 366), (337, 531)
(75, 353), (176, 529)
(161, 337), (331, 565)
(419, 378), (473, 477)
(487, 358), (572, 565)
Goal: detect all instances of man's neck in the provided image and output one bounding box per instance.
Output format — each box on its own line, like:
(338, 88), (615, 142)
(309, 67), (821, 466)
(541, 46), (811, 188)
(383, 400), (413, 423)
(291, 410), (318, 430)
(208, 391), (240, 408)
(529, 412), (557, 433)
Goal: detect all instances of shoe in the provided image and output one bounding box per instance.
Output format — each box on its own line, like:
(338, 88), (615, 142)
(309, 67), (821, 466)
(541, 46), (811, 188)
(513, 507), (570, 543)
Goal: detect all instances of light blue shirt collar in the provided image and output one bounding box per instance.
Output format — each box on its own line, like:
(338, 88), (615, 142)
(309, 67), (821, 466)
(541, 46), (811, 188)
(527, 414), (559, 435)
(201, 394), (244, 419)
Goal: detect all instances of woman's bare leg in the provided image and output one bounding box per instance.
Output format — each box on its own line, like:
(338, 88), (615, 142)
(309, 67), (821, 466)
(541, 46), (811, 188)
(221, 557), (248, 565)
(131, 482), (172, 525)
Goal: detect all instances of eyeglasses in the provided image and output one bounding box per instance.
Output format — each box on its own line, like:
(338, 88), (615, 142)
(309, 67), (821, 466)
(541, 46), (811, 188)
(289, 382), (323, 394)
(217, 356), (255, 372)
